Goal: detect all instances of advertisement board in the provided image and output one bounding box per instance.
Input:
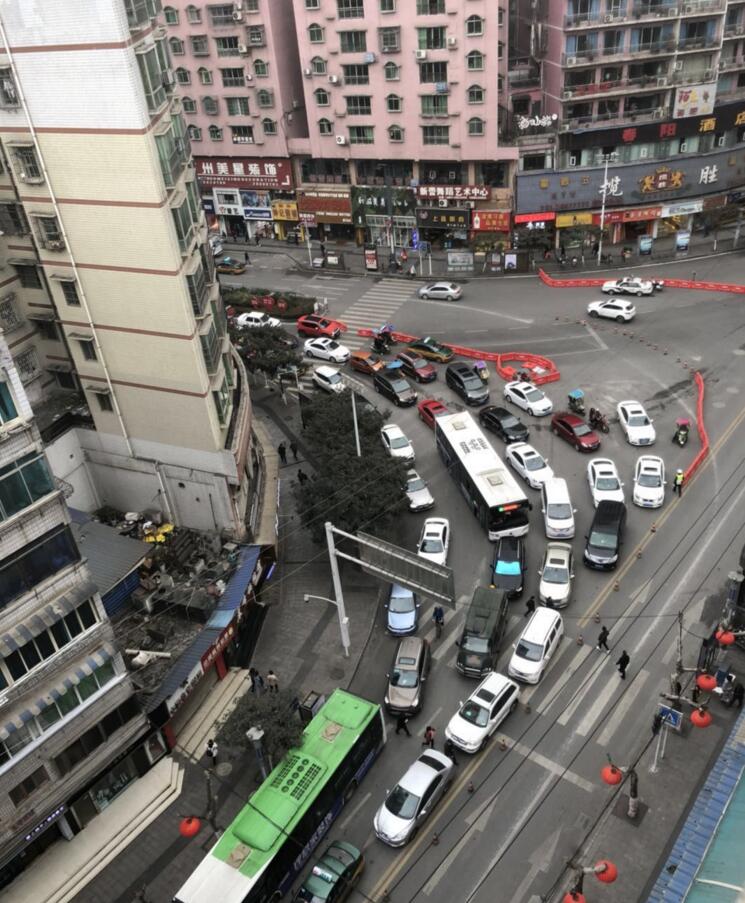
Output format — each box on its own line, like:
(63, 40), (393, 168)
(673, 83), (717, 120)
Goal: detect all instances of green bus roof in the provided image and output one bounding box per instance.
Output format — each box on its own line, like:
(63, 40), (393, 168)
(211, 689), (379, 878)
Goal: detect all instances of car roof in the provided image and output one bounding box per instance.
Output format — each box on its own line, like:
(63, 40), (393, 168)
(556, 411), (584, 426)
(507, 381), (535, 390)
(424, 517), (448, 529)
(522, 606), (562, 640)
(593, 499), (626, 521)
(497, 535), (521, 553)
(474, 671), (516, 698)
(545, 544), (571, 565)
(486, 406), (511, 418)
(382, 423), (404, 436)
(400, 752), (452, 792)
(395, 636), (426, 661)
(316, 365), (339, 377)
(591, 457), (615, 469)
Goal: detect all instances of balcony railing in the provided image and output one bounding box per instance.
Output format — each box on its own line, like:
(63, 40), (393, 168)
(188, 267), (208, 316)
(200, 327), (221, 375)
(563, 73), (672, 96)
(631, 2), (682, 17)
(679, 0), (725, 13)
(723, 23), (745, 37)
(560, 105), (667, 130)
(719, 55), (745, 70)
(677, 35), (720, 50)
(564, 11), (601, 28)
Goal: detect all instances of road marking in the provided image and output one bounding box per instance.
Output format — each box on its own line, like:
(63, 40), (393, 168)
(584, 322), (609, 352)
(509, 828), (563, 903)
(432, 631), (459, 662)
(572, 675), (620, 737)
(339, 791), (371, 831)
(661, 637), (679, 665)
(556, 656), (611, 726)
(414, 299), (534, 325)
(536, 644), (594, 715)
(550, 348), (604, 358)
(423, 800), (498, 896)
(596, 669), (650, 747)
(520, 640), (572, 702)
(504, 737), (596, 792)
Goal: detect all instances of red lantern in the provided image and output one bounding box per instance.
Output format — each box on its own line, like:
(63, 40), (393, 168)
(595, 860), (618, 883)
(715, 630), (736, 646)
(250, 295), (261, 309)
(563, 894), (586, 903)
(263, 296), (275, 309)
(691, 708), (713, 728)
(601, 764), (623, 786)
(696, 673), (717, 692)
(179, 816), (201, 838)
(276, 299), (288, 312)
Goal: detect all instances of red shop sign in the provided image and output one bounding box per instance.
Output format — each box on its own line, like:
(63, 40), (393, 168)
(471, 210), (511, 232)
(514, 212), (557, 224)
(622, 206), (662, 222)
(195, 157), (292, 189)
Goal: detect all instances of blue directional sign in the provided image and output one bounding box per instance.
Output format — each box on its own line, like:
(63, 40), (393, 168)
(658, 704), (683, 731)
(411, 228), (419, 250)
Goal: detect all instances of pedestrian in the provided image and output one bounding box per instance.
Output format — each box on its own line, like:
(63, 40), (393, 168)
(249, 667), (265, 694)
(255, 233), (261, 246)
(597, 625), (610, 653)
(297, 468), (308, 485)
(616, 650), (630, 680)
(277, 442), (287, 465)
(289, 440), (299, 461)
(692, 270), (697, 282)
(525, 595), (536, 617)
(320, 241), (326, 257)
(732, 681), (745, 708)
(266, 670), (279, 693)
(395, 713), (411, 736)
(244, 251), (250, 265)
(674, 469), (684, 496)
(433, 605), (444, 638)
(205, 738), (218, 767)
(422, 725), (436, 748)
(560, 241), (566, 258)
(443, 737), (459, 765)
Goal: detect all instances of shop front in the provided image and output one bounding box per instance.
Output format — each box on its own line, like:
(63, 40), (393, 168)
(351, 186), (417, 249)
(468, 210), (512, 252)
(270, 200), (300, 241)
(296, 187), (354, 241)
(513, 211), (556, 254)
(415, 207), (471, 249)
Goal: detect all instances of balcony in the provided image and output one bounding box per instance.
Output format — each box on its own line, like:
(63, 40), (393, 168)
(124, 0), (160, 30)
(563, 73), (672, 98)
(225, 348), (251, 465)
(679, 0), (725, 13)
(677, 35), (720, 51)
(200, 325), (221, 375)
(723, 22), (745, 37)
(588, 39), (677, 62)
(630, 2), (684, 19)
(719, 54), (745, 70)
(187, 267), (208, 316)
(564, 11), (601, 28)
(559, 106), (667, 130)
(508, 60), (542, 87)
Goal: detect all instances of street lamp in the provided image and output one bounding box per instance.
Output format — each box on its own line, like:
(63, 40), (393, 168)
(304, 592), (351, 658)
(597, 152), (619, 266)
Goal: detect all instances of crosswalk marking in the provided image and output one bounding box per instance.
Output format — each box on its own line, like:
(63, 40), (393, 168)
(572, 673), (619, 737)
(536, 644), (594, 715)
(556, 654), (609, 726)
(596, 669), (650, 747)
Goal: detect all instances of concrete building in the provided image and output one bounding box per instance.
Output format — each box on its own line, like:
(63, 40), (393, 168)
(0, 332), (153, 889)
(0, 0), (260, 538)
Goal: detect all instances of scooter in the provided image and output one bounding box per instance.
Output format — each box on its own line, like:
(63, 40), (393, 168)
(473, 360), (489, 384)
(377, 323), (398, 346)
(568, 389), (585, 416)
(673, 417), (690, 446)
(589, 407), (610, 433)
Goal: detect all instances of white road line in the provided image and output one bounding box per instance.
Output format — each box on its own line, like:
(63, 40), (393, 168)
(338, 791), (372, 831)
(549, 348), (604, 358)
(505, 737), (596, 793)
(536, 645), (594, 715)
(519, 640), (574, 703)
(596, 669), (650, 747)
(432, 631), (459, 662)
(661, 637), (679, 665)
(556, 655), (610, 726)
(584, 323), (609, 351)
(414, 299), (534, 325)
(572, 675), (619, 737)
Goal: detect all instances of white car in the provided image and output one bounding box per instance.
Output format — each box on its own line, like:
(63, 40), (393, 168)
(405, 469), (434, 512)
(417, 517), (450, 566)
(538, 542), (574, 608)
(602, 276), (655, 296)
(587, 299), (636, 323)
(235, 311), (281, 329)
(445, 672), (520, 753)
(312, 365), (345, 394)
(506, 442), (554, 490)
(418, 282), (463, 301)
(633, 455), (666, 508)
(381, 424), (415, 463)
(617, 400), (656, 446)
(587, 458), (625, 507)
(304, 337), (350, 363)
(504, 381), (553, 416)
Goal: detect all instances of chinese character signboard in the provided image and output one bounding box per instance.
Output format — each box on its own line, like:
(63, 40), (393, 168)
(271, 200), (299, 221)
(470, 210), (511, 231)
(296, 188), (353, 224)
(352, 187), (416, 225)
(555, 212), (593, 228)
(416, 207), (471, 229)
(447, 251), (474, 272)
(195, 157), (292, 189)
(674, 83), (717, 120)
(415, 185), (490, 201)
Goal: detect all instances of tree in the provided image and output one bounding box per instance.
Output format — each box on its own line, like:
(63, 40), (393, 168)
(296, 390), (408, 543)
(218, 688), (304, 765)
(234, 326), (302, 378)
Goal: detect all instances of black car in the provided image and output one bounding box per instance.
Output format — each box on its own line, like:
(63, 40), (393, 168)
(479, 406), (529, 443)
(584, 501), (626, 570)
(456, 587), (510, 677)
(445, 362), (489, 406)
(373, 371), (418, 407)
(491, 536), (526, 598)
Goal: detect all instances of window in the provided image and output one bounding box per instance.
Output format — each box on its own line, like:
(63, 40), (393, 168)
(11, 146), (42, 182)
(9, 767), (49, 807)
(422, 124), (449, 144)
(0, 68), (18, 109)
(262, 118), (277, 135)
(388, 124), (404, 141)
(198, 67), (212, 84)
(384, 95), (403, 115)
(175, 67), (191, 85)
(231, 125), (254, 144)
(315, 88), (330, 106)
(226, 96), (249, 115)
(253, 59), (268, 77)
(136, 47), (167, 111)
(0, 383), (18, 425)
(468, 84), (484, 103)
(191, 34), (210, 55)
(346, 95), (372, 115)
(35, 319), (59, 341)
(337, 0), (365, 17)
(220, 67), (244, 87)
(208, 125), (223, 140)
(467, 50), (484, 70)
(53, 370), (77, 391)
(380, 0), (395, 10)
(0, 203), (29, 235)
(318, 118), (333, 135)
(306, 0), (320, 7)
(163, 5), (179, 24)
(14, 348), (39, 385)
(379, 27), (400, 52)
(311, 57), (327, 75)
(342, 64), (369, 85)
(340, 31), (367, 52)
(417, 0), (444, 12)
(0, 525), (81, 610)
(245, 0), (259, 9)
(202, 96), (219, 115)
(421, 94), (448, 116)
(468, 116), (484, 136)
(466, 15), (484, 36)
(78, 338), (97, 361)
(187, 266), (208, 315)
(188, 125), (202, 141)
(54, 698), (140, 776)
(420, 61), (447, 82)
(309, 23), (325, 43)
(186, 5), (202, 23)
(247, 26), (265, 45)
(0, 451), (55, 521)
(182, 96), (197, 112)
(256, 89), (274, 107)
(417, 26), (446, 49)
(384, 61), (400, 80)
(216, 36), (240, 57)
(213, 377), (231, 424)
(208, 3), (234, 26)
(169, 37), (185, 55)
(94, 391), (114, 412)
(349, 125), (374, 143)
(0, 294), (22, 333)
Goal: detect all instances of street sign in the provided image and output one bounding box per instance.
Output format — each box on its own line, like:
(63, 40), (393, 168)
(657, 704), (683, 732)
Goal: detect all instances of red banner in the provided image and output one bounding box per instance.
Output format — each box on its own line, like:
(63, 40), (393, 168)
(195, 157), (292, 189)
(514, 212), (556, 224)
(470, 210), (511, 232)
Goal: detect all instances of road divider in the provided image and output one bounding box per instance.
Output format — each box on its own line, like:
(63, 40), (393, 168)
(538, 269), (745, 293)
(685, 371), (709, 483)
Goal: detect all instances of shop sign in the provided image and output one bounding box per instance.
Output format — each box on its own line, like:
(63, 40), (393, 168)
(676, 230), (691, 251)
(24, 805), (66, 844)
(470, 211), (511, 231)
(728, 189), (745, 203)
(556, 212), (593, 228)
(201, 622), (237, 671)
(195, 157), (292, 189)
(364, 247), (379, 271)
(592, 210), (625, 224)
(299, 212), (317, 226)
(271, 200), (299, 221)
(447, 250), (474, 272)
(513, 212), (556, 224)
(623, 206), (662, 222)
(416, 207), (470, 229)
(201, 197), (215, 214)
(703, 194), (727, 210)
(165, 661), (204, 716)
(352, 187), (416, 225)
(297, 188), (353, 225)
(639, 166), (685, 193)
(674, 83), (717, 120)
(660, 200), (704, 217)
(516, 113), (558, 130)
(415, 184), (490, 201)
(243, 207), (273, 221)
(216, 203), (242, 217)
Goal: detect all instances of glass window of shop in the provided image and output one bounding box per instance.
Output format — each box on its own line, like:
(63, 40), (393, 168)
(300, 157), (350, 183)
(356, 159), (413, 185)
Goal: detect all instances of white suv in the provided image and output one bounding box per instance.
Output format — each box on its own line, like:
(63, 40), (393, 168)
(445, 672), (520, 753)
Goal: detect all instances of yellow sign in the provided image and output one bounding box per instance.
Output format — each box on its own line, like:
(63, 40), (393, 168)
(270, 201), (299, 221)
(556, 212), (593, 228)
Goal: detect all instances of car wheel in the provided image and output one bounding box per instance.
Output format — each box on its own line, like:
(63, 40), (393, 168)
(421, 293), (429, 300)
(575, 441), (582, 451)
(616, 315), (625, 323)
(375, 385), (381, 393)
(479, 736), (489, 751)
(528, 408), (534, 416)
(510, 699), (518, 714)
(343, 780), (358, 803)
(552, 426), (559, 435)
(636, 290), (642, 296)
(589, 310), (599, 318)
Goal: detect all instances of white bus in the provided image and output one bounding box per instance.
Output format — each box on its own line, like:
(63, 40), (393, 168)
(435, 412), (530, 540)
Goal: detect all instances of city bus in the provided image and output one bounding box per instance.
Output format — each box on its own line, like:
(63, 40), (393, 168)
(435, 412), (530, 540)
(175, 690), (384, 903)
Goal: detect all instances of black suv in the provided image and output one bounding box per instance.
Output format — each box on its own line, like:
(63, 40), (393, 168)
(445, 362), (489, 406)
(479, 405), (529, 443)
(584, 500), (626, 570)
(373, 371), (418, 407)
(456, 587), (510, 677)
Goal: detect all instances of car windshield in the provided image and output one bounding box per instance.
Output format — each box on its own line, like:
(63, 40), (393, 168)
(503, 416), (521, 428)
(413, 359), (428, 369)
(628, 414), (649, 426)
(596, 475), (619, 490)
(390, 380), (410, 392)
(515, 639), (543, 662)
(407, 476), (426, 492)
(524, 388), (544, 402)
(463, 377), (482, 390)
(420, 538), (443, 553)
(525, 455), (546, 471)
(543, 565), (568, 584)
(574, 424), (592, 436)
(638, 473), (661, 487)
(496, 560), (521, 575)
(389, 593), (414, 613)
(589, 529), (616, 549)
(460, 701), (490, 727)
(326, 341), (340, 350)
(547, 503), (572, 520)
(385, 785), (420, 820)
(461, 635), (489, 653)
(295, 888), (324, 903)
(390, 435), (409, 449)
(390, 669), (419, 688)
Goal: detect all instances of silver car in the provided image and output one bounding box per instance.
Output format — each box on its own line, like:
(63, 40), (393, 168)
(418, 282), (462, 301)
(405, 469), (434, 512)
(373, 750), (454, 846)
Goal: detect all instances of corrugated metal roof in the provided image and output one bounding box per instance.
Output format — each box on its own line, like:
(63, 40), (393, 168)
(646, 709), (745, 902)
(69, 510), (150, 596)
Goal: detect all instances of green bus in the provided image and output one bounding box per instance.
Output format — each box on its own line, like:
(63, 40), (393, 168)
(175, 690), (385, 903)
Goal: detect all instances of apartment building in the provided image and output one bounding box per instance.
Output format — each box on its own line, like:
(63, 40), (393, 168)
(0, 0), (257, 538)
(509, 0), (745, 251)
(0, 334), (152, 889)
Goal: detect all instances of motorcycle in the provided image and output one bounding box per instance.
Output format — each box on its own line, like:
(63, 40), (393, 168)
(652, 279), (665, 292)
(473, 360), (489, 384)
(568, 389), (585, 416)
(673, 417), (690, 447)
(589, 407), (610, 433)
(377, 323), (398, 346)
(372, 335), (391, 354)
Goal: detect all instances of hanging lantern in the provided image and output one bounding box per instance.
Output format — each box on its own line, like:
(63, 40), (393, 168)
(696, 673), (717, 692)
(595, 860), (618, 883)
(601, 764), (623, 786)
(563, 893), (586, 903)
(691, 707), (713, 728)
(179, 816), (202, 837)
(715, 629), (736, 646)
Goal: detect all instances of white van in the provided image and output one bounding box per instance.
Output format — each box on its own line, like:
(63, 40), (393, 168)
(508, 607), (563, 684)
(541, 477), (576, 539)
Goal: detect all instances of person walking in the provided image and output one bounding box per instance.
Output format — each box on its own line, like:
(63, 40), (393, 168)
(205, 738), (218, 767)
(524, 595), (536, 618)
(674, 469), (685, 496)
(422, 725), (436, 749)
(732, 681), (745, 708)
(277, 442), (287, 466)
(297, 469), (308, 486)
(395, 713), (411, 736)
(432, 605), (444, 638)
(444, 737), (459, 765)
(249, 668), (265, 694)
(616, 650), (630, 680)
(289, 441), (299, 462)
(244, 251), (251, 265)
(266, 670), (279, 693)
(255, 233), (261, 246)
(597, 625), (610, 653)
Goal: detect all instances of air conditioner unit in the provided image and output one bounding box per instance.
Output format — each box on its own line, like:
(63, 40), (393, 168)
(438, 198), (448, 207)
(464, 200), (475, 209)
(656, 76), (667, 86)
(718, 58), (727, 69)
(335, 135), (346, 145)
(447, 36), (457, 47)
(653, 108), (664, 119)
(238, 44), (249, 54)
(363, 52), (377, 63)
(683, 3), (694, 11)
(604, 14), (613, 22)
(162, 68), (175, 87)
(568, 155), (578, 166)
(673, 60), (683, 70)
(416, 49), (428, 60)
(562, 89), (574, 99)
(679, 141), (688, 151)
(717, 134), (726, 146)
(233, 1), (243, 8)
(46, 240), (65, 251)
(566, 56), (577, 66)
(328, 74), (339, 84)
(246, 73), (253, 80)
(304, 67), (312, 76)
(232, 10), (243, 21)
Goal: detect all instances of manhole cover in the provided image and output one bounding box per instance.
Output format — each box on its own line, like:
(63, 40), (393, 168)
(329, 666), (345, 681)
(216, 762), (233, 778)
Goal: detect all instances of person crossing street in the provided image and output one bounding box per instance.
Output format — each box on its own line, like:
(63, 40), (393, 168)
(597, 625), (610, 653)
(674, 469), (685, 496)
(616, 650), (630, 679)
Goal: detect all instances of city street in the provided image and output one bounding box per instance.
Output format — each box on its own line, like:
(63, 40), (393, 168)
(254, 253), (745, 902)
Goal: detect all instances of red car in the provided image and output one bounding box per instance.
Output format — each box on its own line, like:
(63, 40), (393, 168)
(296, 314), (345, 338)
(418, 399), (449, 429)
(397, 351), (437, 383)
(551, 412), (601, 451)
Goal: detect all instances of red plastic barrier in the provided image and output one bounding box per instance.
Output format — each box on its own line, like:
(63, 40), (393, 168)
(684, 371), (709, 484)
(538, 268), (745, 294)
